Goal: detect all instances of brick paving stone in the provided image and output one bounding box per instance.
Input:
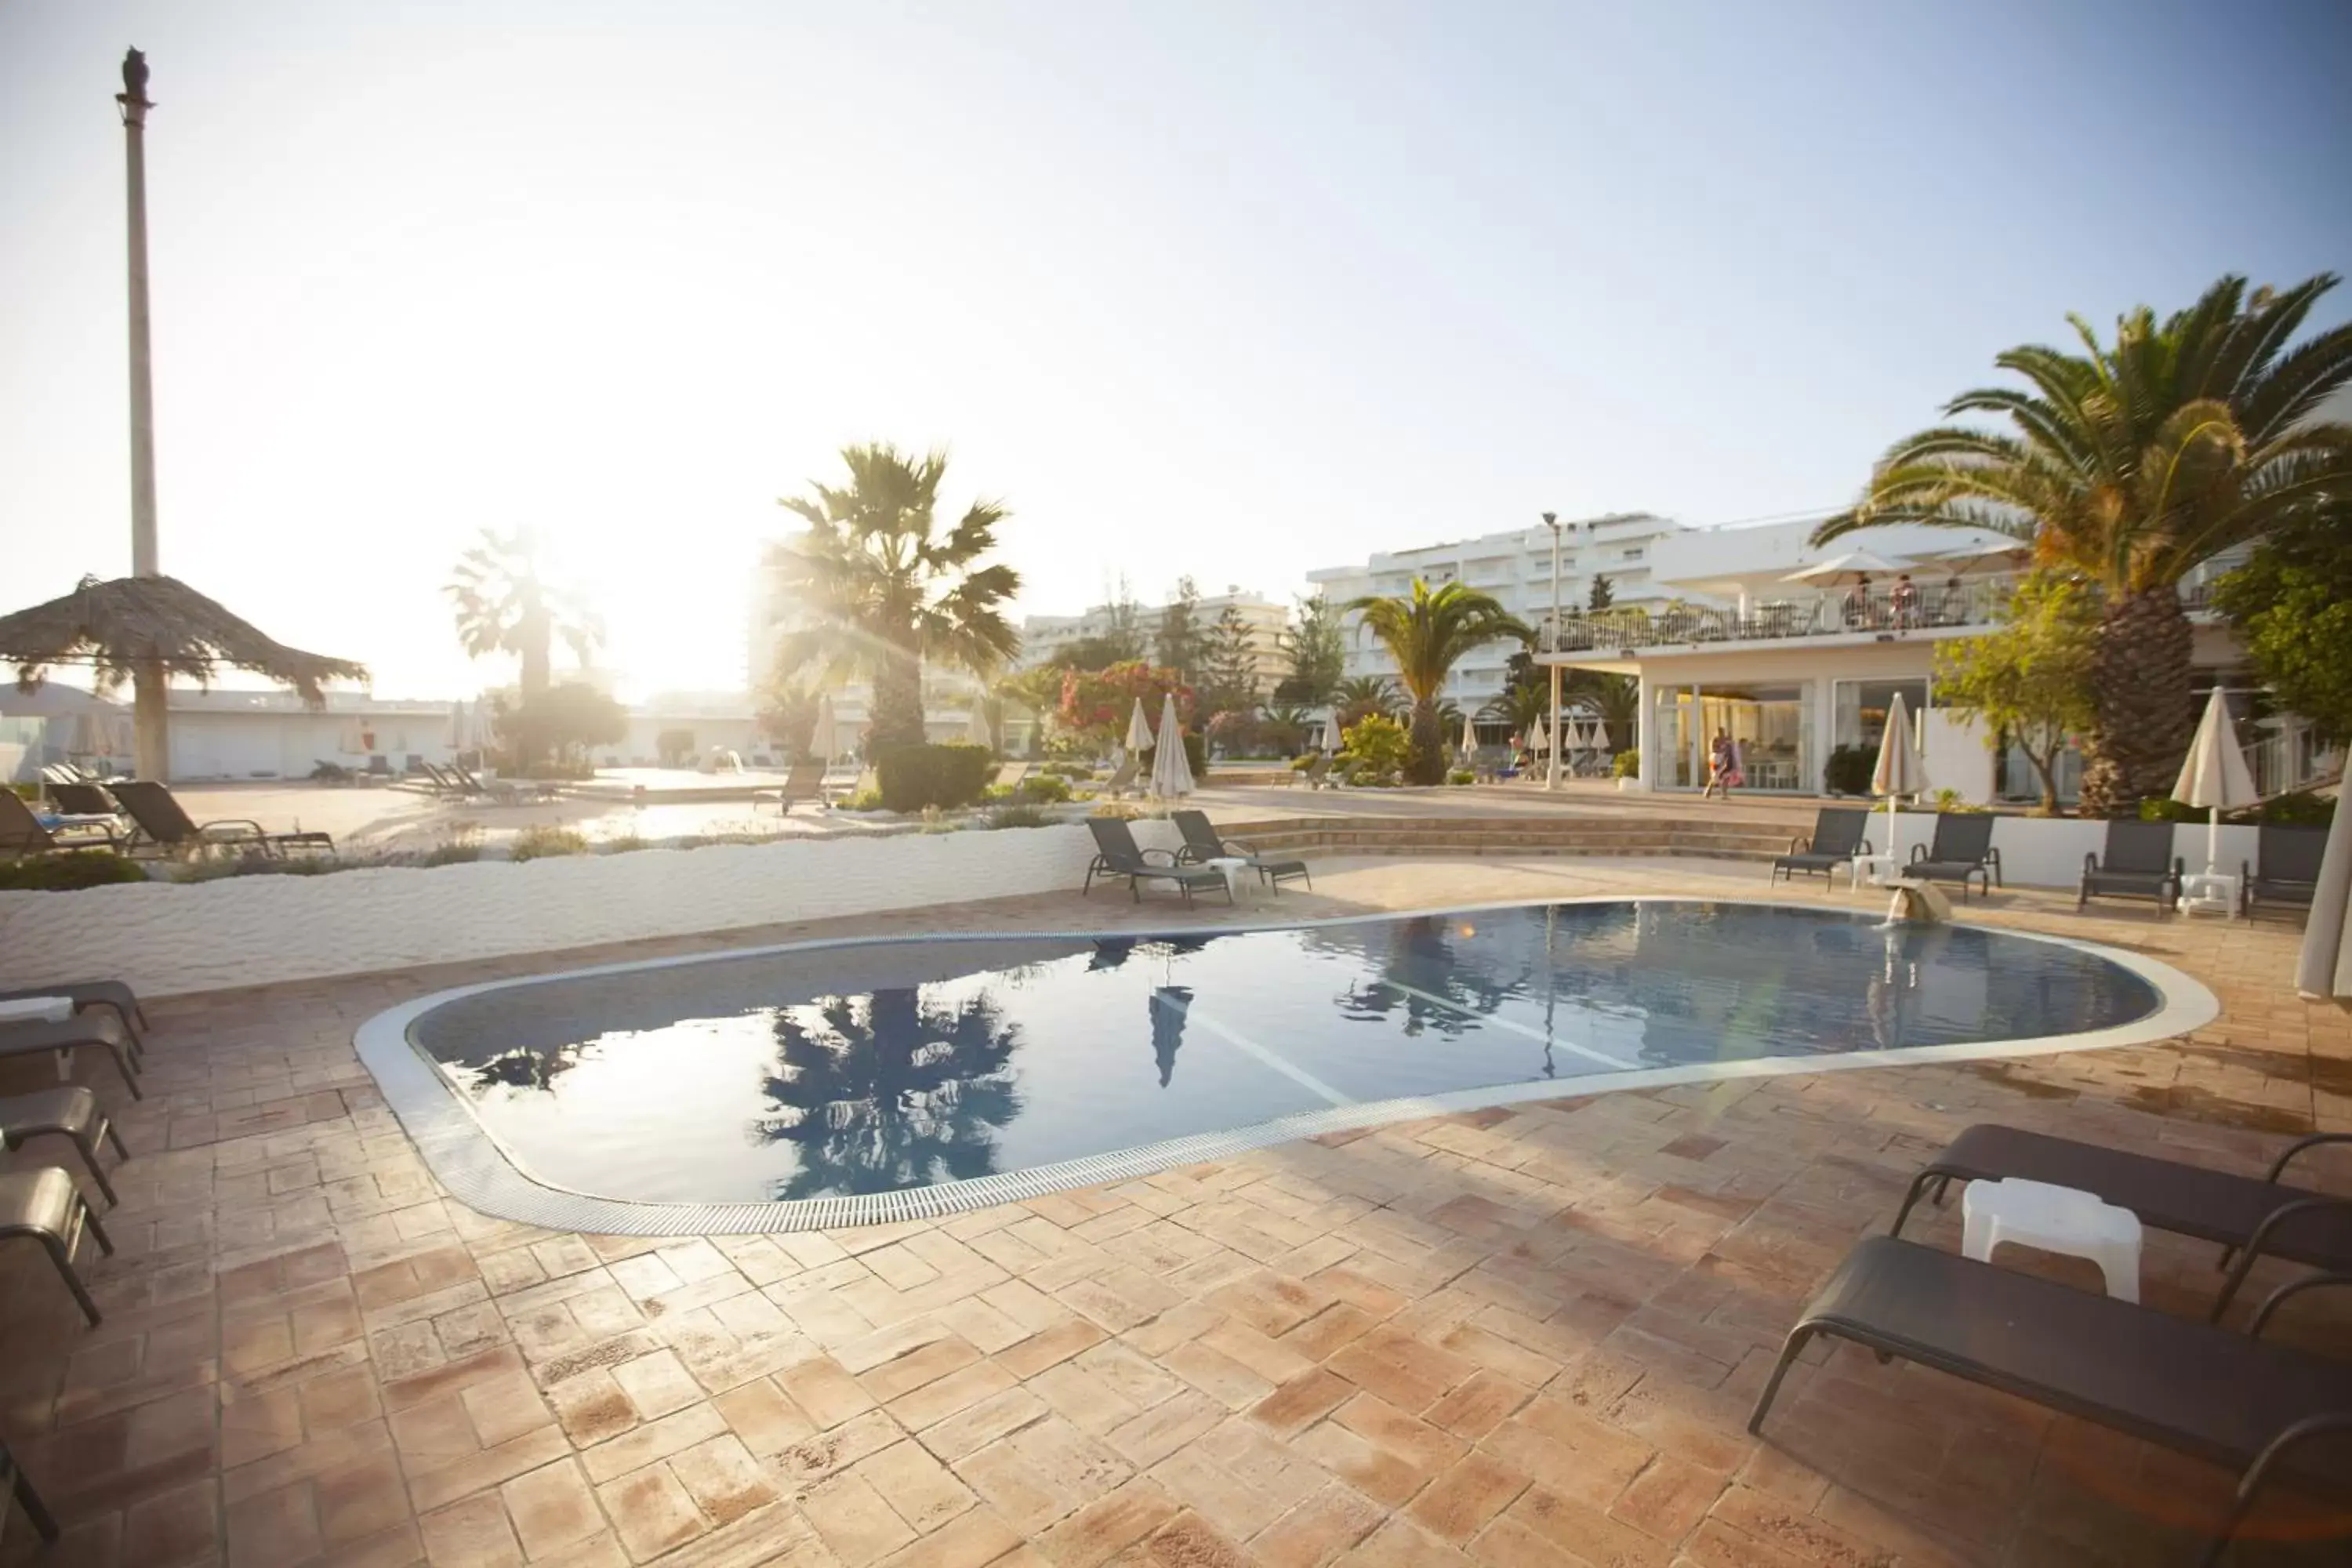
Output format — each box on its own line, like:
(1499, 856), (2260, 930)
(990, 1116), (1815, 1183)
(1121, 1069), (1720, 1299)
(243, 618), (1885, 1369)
(11, 862), (2352, 1568)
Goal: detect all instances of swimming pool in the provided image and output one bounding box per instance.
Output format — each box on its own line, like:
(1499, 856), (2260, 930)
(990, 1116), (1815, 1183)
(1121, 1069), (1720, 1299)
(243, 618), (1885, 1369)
(357, 900), (2215, 1233)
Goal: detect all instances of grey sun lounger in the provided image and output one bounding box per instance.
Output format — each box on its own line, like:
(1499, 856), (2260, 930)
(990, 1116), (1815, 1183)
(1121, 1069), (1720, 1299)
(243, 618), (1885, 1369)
(111, 780), (334, 858)
(0, 982), (150, 1043)
(0, 1166), (115, 1327)
(1769, 808), (1872, 887)
(1170, 809), (1311, 892)
(0, 1014), (143, 1099)
(2242, 823), (2328, 920)
(1083, 818), (1232, 905)
(0, 1438), (60, 1544)
(1, 1087), (127, 1207)
(1749, 1236), (2352, 1567)
(754, 762), (827, 815)
(2080, 818), (2184, 912)
(1890, 1123), (2352, 1321)
(1904, 813), (2002, 900)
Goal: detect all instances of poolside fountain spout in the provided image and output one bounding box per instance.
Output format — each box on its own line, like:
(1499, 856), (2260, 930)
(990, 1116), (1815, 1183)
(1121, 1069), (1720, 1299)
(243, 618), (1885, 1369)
(1884, 876), (1954, 926)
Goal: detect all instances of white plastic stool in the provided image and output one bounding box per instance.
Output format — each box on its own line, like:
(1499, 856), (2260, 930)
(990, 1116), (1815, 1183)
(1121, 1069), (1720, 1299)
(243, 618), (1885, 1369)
(1961, 1178), (2143, 1302)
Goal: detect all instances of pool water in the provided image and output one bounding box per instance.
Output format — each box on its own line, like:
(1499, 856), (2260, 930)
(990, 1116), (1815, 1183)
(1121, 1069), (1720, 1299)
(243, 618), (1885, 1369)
(405, 902), (2165, 1207)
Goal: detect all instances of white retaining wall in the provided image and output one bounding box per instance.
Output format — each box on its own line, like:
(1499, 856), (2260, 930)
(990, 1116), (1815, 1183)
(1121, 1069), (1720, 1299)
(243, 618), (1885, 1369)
(0, 821), (1186, 1000)
(0, 814), (2265, 1000)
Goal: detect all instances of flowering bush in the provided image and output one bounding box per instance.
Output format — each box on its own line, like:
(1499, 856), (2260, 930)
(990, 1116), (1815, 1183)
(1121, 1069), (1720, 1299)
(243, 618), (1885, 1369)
(1059, 662), (1193, 742)
(1338, 713), (1411, 782)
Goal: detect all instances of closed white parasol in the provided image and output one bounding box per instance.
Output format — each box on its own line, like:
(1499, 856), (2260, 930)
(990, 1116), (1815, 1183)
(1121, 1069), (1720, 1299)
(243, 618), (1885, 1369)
(2170, 687), (2259, 876)
(1125, 699), (1153, 754)
(1149, 693), (1194, 799)
(1871, 692), (1927, 866)
(2295, 788), (2352, 1002)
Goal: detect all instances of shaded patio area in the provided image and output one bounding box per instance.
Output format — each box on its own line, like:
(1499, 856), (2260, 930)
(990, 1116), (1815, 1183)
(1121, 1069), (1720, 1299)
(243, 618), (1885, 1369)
(0, 856), (2347, 1566)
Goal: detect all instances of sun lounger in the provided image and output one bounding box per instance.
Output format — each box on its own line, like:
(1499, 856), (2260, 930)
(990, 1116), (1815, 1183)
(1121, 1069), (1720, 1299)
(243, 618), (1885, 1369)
(1889, 1123), (2352, 1321)
(111, 780), (332, 858)
(1904, 813), (2002, 900)
(0, 1015), (143, 1099)
(1748, 1236), (2352, 1566)
(1769, 808), (1872, 887)
(991, 761), (1031, 793)
(0, 1438), (59, 1544)
(2242, 824), (2328, 919)
(0, 982), (147, 1047)
(41, 782), (119, 818)
(0, 792), (68, 858)
(2, 1087), (127, 1207)
(1099, 759), (1140, 799)
(1170, 809), (1311, 892)
(753, 761), (827, 815)
(0, 1166), (114, 1327)
(2079, 818), (2184, 912)
(1083, 818), (1232, 905)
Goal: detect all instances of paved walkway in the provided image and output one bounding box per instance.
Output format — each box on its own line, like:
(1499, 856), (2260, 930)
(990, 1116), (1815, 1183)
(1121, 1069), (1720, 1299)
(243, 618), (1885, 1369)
(1, 858), (2347, 1566)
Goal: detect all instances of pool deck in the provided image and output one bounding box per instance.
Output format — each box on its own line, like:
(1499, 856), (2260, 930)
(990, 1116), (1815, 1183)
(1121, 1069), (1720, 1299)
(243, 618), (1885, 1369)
(2, 856), (2347, 1566)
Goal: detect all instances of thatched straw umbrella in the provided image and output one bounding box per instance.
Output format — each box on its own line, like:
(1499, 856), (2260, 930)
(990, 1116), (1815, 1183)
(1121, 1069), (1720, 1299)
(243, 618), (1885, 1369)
(0, 575), (368, 779)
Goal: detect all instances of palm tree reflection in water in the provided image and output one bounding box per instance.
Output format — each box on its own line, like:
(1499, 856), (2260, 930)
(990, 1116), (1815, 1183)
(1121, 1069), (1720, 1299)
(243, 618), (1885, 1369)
(1335, 915), (1527, 1040)
(754, 988), (1023, 1200)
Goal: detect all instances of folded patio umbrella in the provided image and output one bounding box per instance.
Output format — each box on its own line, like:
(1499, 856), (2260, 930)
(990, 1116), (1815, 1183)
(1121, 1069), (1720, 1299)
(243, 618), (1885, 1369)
(814, 694), (836, 763)
(1784, 549), (1911, 586)
(1149, 693), (1194, 799)
(2170, 686), (2259, 876)
(1460, 710), (1476, 757)
(2295, 786), (2352, 1002)
(1871, 692), (1927, 865)
(1320, 714), (1341, 753)
(1125, 699), (1153, 754)
(1587, 720), (1610, 753)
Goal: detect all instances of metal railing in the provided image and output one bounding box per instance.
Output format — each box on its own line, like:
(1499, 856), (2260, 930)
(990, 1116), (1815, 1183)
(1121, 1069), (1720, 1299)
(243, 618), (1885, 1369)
(1537, 579), (2015, 653)
(2248, 724), (2341, 800)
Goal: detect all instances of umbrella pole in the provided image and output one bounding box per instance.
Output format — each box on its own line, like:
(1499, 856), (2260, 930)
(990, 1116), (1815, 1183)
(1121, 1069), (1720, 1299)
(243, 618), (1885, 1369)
(2208, 805), (2221, 879)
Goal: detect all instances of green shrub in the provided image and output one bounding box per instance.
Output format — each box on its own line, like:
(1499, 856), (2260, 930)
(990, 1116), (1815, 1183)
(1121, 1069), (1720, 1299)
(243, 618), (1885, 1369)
(0, 851), (151, 891)
(172, 852), (345, 882)
(843, 787), (885, 811)
(1041, 761), (1092, 780)
(600, 834), (647, 855)
(1337, 714), (1410, 783)
(876, 742), (994, 811)
(509, 826), (590, 862)
(2256, 791), (2334, 826)
(1016, 774), (1073, 804)
(2136, 797), (2202, 823)
(1290, 753), (1319, 771)
(1446, 769), (1475, 786)
(8, 783), (41, 801)
(985, 804), (1058, 829)
(1138, 733), (1210, 784)
(1823, 745), (1875, 796)
(1612, 749), (1640, 779)
(419, 842), (482, 867)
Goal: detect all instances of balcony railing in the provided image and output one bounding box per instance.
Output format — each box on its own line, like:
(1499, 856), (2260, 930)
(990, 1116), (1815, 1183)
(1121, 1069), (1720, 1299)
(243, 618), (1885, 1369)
(1537, 579), (2015, 654)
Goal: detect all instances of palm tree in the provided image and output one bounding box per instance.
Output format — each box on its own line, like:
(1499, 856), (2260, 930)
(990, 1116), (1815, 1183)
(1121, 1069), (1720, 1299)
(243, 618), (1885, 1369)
(1346, 580), (1530, 784)
(445, 528), (603, 696)
(768, 445), (1022, 749)
(1332, 675), (1400, 729)
(1563, 670), (1639, 750)
(1478, 680), (1550, 740)
(1813, 274), (2352, 814)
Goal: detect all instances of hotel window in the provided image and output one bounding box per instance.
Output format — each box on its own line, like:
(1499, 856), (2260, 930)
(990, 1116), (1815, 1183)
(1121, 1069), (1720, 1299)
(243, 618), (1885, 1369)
(1833, 679), (1926, 757)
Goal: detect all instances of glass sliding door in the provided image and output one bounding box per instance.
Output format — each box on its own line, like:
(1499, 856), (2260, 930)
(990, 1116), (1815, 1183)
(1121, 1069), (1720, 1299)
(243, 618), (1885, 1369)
(1699, 685), (1811, 792)
(1653, 685), (1699, 787)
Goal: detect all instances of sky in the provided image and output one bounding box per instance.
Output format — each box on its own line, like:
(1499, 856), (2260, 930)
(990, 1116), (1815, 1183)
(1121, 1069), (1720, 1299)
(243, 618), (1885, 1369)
(4, 1), (2348, 701)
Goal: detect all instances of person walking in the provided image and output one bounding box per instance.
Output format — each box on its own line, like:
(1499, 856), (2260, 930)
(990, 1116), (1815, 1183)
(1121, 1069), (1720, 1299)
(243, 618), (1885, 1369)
(1702, 728), (1736, 799)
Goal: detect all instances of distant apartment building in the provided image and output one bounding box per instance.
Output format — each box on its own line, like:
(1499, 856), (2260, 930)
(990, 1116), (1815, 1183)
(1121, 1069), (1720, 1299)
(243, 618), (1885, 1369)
(1018, 588), (1291, 696)
(1306, 512), (1686, 713)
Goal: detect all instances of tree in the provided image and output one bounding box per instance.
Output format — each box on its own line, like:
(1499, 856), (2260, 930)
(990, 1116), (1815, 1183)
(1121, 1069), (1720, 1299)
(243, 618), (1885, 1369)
(1260, 704), (1315, 756)
(445, 528), (602, 695)
(1200, 604), (1261, 718)
(1333, 675), (1400, 730)
(1058, 661), (1193, 743)
(1478, 680), (1550, 741)
(1273, 594), (1346, 706)
(1155, 577), (1203, 681)
(1813, 274), (2352, 815)
(1588, 574), (1615, 612)
(756, 681), (822, 764)
(503, 682), (626, 768)
(995, 665), (1069, 751)
(1345, 579), (1530, 784)
(767, 445), (1022, 750)
(2212, 509), (2352, 744)
(1563, 670), (1639, 750)
(1933, 570), (2100, 814)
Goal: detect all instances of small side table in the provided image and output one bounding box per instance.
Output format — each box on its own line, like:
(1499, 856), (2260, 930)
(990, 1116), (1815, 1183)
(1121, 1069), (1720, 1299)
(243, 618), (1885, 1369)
(1962, 1178), (2143, 1301)
(1850, 853), (1900, 888)
(1202, 857), (1253, 901)
(2180, 870), (2239, 918)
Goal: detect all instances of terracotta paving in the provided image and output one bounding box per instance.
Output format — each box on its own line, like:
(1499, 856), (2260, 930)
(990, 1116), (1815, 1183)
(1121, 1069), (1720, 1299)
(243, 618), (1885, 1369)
(2, 855), (2349, 1567)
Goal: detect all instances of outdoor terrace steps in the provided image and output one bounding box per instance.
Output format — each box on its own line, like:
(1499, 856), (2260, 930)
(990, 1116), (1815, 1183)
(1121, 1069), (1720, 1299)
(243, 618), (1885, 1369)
(1208, 813), (1798, 862)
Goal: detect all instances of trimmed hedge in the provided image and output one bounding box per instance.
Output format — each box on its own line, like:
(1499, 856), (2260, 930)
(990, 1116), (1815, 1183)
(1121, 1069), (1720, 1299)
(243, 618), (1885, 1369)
(0, 851), (151, 891)
(1823, 744), (1875, 796)
(876, 742), (994, 811)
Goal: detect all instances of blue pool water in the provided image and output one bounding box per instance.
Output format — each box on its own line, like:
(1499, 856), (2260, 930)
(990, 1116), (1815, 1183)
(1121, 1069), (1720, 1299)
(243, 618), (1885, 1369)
(408, 902), (2164, 1205)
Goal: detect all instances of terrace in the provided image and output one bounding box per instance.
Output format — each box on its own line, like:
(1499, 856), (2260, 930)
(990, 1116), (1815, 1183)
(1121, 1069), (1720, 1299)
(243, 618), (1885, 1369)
(0, 844), (2346, 1567)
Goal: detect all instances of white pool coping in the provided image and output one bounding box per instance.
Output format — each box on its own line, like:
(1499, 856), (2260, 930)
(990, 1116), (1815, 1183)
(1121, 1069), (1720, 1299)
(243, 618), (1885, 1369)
(351, 897), (2220, 1236)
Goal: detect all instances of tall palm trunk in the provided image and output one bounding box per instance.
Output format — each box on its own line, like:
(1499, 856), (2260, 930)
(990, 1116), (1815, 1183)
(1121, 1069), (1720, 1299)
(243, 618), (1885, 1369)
(1405, 700), (1446, 786)
(2078, 586), (2193, 817)
(517, 602), (551, 695)
(868, 642), (926, 750)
